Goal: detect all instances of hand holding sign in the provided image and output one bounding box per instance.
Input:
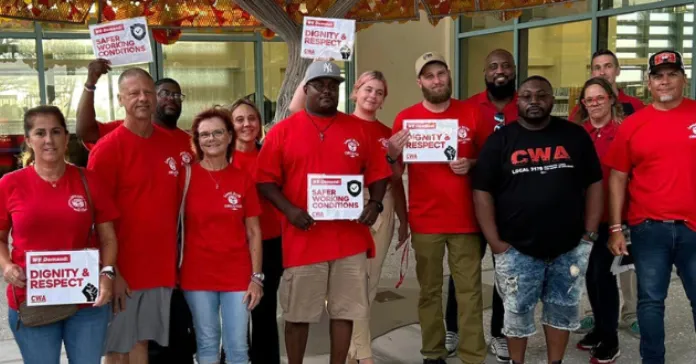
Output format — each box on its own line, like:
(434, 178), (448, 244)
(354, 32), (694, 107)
(87, 59), (112, 86)
(92, 275), (113, 307)
(450, 158), (473, 175)
(388, 129), (410, 160)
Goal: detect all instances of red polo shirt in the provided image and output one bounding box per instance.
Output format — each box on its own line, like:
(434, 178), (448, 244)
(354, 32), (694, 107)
(233, 149), (282, 241)
(0, 165), (119, 309)
(569, 89), (645, 121)
(87, 125), (183, 290)
(604, 98), (696, 230)
(583, 120), (626, 222)
(393, 99), (493, 234)
(255, 111), (392, 268)
(463, 91), (518, 128)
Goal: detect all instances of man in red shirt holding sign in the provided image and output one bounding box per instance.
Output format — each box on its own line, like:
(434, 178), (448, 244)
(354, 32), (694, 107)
(387, 52), (492, 364)
(87, 68), (183, 364)
(604, 50), (696, 364)
(256, 61), (391, 364)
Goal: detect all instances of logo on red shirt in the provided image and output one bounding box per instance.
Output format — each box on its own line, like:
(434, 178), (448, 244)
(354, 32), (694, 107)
(180, 152), (192, 165)
(68, 195), (88, 212)
(379, 137), (389, 150)
(165, 157), (179, 176)
(458, 126), (471, 144)
(224, 192), (242, 210)
(688, 123), (696, 139)
(344, 139), (360, 158)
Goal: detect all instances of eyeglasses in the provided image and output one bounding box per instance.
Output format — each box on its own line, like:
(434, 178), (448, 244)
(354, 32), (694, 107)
(581, 95), (608, 106)
(494, 112), (505, 131)
(157, 89), (186, 101)
(198, 129), (227, 140)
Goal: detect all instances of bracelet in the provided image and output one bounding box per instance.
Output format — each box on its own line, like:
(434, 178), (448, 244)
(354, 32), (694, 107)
(84, 83), (96, 92)
(251, 277), (264, 288)
(609, 224), (622, 229)
(609, 227), (623, 234)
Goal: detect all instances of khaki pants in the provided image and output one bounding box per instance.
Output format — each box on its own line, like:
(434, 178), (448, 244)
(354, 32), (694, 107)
(348, 188), (396, 360)
(412, 233), (486, 363)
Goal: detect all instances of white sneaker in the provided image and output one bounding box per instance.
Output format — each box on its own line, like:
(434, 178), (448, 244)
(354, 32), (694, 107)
(445, 331), (459, 357)
(489, 337), (510, 362)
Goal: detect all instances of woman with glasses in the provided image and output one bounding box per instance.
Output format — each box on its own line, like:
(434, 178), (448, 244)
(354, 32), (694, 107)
(573, 77), (625, 364)
(0, 106), (118, 364)
(178, 108), (263, 364)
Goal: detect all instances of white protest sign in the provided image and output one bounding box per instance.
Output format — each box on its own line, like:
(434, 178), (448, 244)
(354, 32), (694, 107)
(25, 250), (100, 306)
(301, 17), (356, 61)
(307, 174), (364, 220)
(402, 119), (458, 163)
(89, 17), (153, 66)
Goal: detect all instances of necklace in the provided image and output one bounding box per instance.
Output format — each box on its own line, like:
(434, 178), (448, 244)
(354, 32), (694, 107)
(307, 113), (339, 141)
(35, 164), (65, 188)
(202, 160), (228, 190)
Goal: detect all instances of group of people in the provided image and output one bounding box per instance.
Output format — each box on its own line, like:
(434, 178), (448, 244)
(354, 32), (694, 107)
(0, 46), (693, 364)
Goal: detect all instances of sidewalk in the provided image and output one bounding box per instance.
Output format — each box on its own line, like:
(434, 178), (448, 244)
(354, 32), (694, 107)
(2, 272), (695, 363)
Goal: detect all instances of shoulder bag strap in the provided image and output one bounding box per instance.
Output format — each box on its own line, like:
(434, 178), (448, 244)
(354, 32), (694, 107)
(178, 164), (191, 269)
(77, 167), (96, 246)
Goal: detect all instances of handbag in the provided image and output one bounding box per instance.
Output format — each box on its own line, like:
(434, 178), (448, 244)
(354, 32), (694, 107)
(12, 167), (95, 329)
(177, 164), (191, 269)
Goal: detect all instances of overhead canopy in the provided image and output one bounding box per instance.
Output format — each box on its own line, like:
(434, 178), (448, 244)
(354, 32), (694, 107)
(1, 0), (579, 30)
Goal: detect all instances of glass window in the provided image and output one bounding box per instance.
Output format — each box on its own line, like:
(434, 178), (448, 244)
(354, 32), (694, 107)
(520, 0), (590, 22)
(601, 0), (669, 11)
(163, 41), (256, 129)
(602, 6), (693, 102)
(520, 21), (592, 118)
(458, 32), (514, 99)
(42, 39), (149, 132)
(459, 15), (513, 32)
(0, 39), (39, 174)
(0, 19), (34, 31)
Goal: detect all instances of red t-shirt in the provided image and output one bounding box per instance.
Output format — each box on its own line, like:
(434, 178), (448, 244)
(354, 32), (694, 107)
(569, 90), (645, 121)
(87, 125), (182, 290)
(82, 120), (123, 151)
(393, 99), (493, 234)
(583, 120), (626, 222)
(603, 98), (696, 230)
(233, 149), (282, 240)
(463, 91), (518, 128)
(353, 116), (392, 155)
(179, 163), (261, 291)
(255, 111), (392, 268)
(0, 165), (119, 309)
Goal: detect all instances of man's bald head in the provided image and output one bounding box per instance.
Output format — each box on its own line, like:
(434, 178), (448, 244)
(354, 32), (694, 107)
(118, 68), (153, 89)
(484, 49), (516, 100)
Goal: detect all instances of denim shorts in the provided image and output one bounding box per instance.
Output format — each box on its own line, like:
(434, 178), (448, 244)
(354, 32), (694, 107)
(493, 241), (592, 337)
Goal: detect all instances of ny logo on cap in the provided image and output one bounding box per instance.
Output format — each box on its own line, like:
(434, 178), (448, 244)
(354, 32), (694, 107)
(423, 52), (433, 60)
(323, 62), (334, 73)
(655, 52), (677, 65)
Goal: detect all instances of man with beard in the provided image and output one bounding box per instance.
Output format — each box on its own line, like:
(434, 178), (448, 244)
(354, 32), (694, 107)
(77, 59), (193, 164)
(387, 52), (491, 364)
(472, 75), (603, 364)
(78, 60), (196, 364)
(604, 50), (696, 364)
(443, 48), (517, 362)
(256, 61), (391, 364)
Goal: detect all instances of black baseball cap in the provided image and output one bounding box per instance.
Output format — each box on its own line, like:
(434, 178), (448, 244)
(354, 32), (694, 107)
(648, 50), (685, 74)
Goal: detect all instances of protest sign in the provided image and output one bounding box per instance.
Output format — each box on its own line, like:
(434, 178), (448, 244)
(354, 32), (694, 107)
(89, 17), (153, 66)
(301, 17), (356, 61)
(402, 119), (458, 163)
(25, 250), (100, 306)
(307, 174), (363, 220)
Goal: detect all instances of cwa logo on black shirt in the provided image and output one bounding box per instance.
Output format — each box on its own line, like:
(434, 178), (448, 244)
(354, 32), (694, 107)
(473, 117), (603, 260)
(510, 145), (573, 175)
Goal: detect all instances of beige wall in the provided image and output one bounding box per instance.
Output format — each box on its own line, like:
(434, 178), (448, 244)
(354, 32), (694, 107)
(355, 11), (454, 127)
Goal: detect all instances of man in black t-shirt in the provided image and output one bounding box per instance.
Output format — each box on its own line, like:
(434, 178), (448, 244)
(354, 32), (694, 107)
(472, 76), (604, 364)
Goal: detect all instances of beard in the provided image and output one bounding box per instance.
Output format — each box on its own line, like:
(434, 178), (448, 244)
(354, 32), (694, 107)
(485, 77), (516, 100)
(658, 94), (675, 102)
(155, 105), (181, 128)
(422, 78), (452, 104)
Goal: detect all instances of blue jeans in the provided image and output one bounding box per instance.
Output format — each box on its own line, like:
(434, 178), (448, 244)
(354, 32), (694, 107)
(183, 290), (249, 364)
(9, 304), (110, 364)
(630, 220), (696, 364)
(494, 242), (592, 337)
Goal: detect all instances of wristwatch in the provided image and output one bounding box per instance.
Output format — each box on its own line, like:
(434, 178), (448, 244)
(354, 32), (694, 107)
(369, 199), (384, 213)
(100, 266), (115, 279)
(386, 154), (397, 165)
(584, 231), (599, 242)
(252, 272), (265, 282)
